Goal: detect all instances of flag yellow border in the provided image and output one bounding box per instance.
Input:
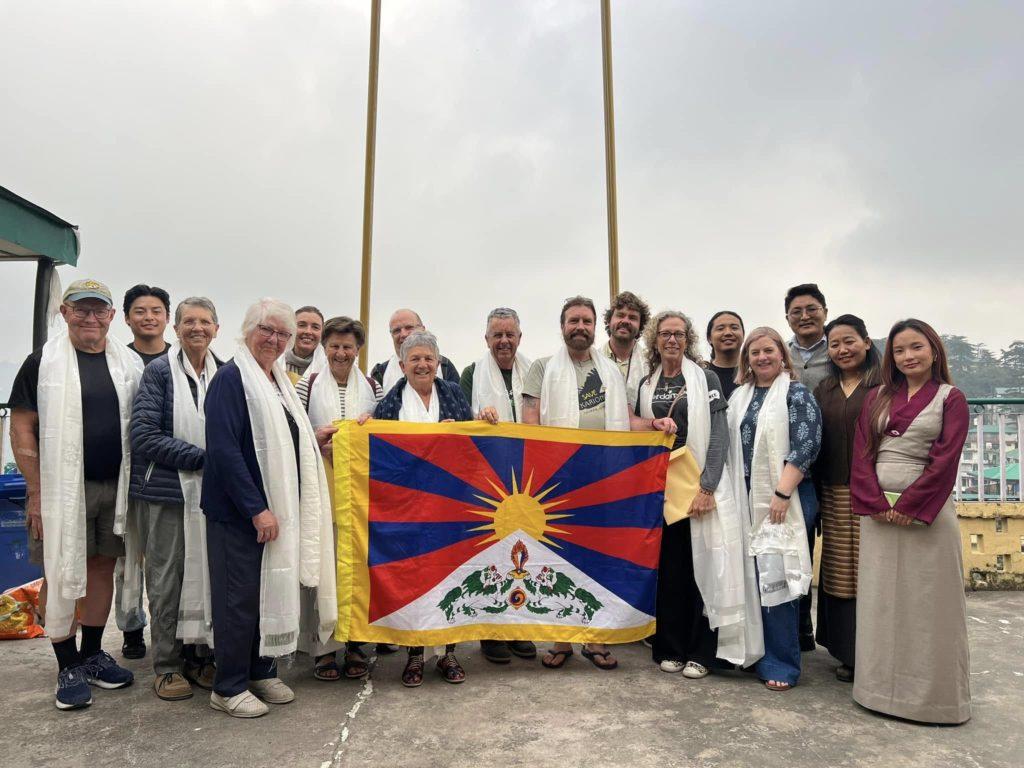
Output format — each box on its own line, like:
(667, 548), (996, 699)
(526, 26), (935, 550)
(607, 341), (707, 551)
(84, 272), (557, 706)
(332, 420), (670, 644)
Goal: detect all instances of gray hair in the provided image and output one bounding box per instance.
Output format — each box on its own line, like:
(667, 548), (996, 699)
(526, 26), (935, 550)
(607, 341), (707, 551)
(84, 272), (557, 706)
(485, 307), (521, 330)
(239, 297), (296, 343)
(643, 310), (703, 373)
(399, 330), (440, 363)
(174, 296), (218, 325)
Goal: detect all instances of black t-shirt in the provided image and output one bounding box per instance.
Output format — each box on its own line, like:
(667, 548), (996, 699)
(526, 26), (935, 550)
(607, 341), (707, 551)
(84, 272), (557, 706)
(8, 347), (123, 481)
(128, 341), (171, 367)
(634, 369), (727, 450)
(707, 363), (739, 401)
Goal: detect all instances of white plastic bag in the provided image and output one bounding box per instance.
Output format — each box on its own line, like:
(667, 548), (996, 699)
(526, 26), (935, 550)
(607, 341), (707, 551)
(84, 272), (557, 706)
(748, 519), (807, 608)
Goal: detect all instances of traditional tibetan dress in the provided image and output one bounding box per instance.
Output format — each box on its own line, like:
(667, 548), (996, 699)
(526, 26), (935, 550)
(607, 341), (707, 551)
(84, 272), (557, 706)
(851, 380), (971, 724)
(812, 379), (875, 670)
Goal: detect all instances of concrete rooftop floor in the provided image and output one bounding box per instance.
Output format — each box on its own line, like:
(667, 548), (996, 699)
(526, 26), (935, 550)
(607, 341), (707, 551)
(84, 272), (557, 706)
(2, 590), (1022, 768)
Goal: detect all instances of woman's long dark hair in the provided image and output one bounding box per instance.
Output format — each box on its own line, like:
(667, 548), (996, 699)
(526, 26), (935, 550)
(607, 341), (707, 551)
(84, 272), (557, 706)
(864, 318), (953, 458)
(823, 314), (882, 389)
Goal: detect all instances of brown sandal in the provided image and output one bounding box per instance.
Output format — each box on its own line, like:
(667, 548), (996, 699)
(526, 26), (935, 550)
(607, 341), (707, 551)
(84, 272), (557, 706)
(541, 648), (574, 669)
(436, 652), (466, 684)
(581, 646), (618, 670)
(342, 649), (369, 679)
(764, 679), (792, 691)
(402, 654), (424, 688)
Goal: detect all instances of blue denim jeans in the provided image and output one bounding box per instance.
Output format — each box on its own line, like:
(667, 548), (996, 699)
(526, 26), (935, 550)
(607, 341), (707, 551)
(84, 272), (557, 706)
(754, 479), (818, 686)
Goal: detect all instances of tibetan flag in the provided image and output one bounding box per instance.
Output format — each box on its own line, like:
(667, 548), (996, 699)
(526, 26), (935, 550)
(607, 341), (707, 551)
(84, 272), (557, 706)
(332, 420), (672, 646)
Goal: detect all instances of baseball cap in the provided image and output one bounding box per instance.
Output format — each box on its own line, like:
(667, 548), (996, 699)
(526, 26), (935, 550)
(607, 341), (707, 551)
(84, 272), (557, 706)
(63, 278), (113, 305)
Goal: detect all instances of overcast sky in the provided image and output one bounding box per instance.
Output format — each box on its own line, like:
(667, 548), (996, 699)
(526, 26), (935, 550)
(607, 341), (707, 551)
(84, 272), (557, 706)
(2, 0), (1021, 373)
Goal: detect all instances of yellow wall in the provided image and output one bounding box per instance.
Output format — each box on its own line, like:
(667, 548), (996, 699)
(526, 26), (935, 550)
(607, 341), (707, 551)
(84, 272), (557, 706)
(958, 502), (1024, 589)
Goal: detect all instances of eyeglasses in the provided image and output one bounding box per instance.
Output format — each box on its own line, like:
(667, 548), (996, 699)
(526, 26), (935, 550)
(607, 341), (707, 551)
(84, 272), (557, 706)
(787, 305), (823, 319)
(256, 324), (293, 342)
(657, 331), (687, 342)
(66, 305), (113, 320)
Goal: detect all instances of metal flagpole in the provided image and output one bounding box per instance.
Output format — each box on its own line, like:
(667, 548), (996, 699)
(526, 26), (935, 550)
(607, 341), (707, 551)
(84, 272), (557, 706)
(359, 0), (383, 372)
(600, 0), (620, 301)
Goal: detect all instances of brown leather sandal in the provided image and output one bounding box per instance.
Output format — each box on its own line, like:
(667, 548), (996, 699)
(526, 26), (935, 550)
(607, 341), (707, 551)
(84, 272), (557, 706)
(436, 652), (466, 684)
(402, 654), (425, 688)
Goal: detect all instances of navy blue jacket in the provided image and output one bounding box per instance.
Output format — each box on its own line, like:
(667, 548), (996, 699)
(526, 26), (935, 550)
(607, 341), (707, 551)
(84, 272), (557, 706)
(200, 361), (268, 524)
(373, 378), (473, 422)
(129, 352), (224, 504)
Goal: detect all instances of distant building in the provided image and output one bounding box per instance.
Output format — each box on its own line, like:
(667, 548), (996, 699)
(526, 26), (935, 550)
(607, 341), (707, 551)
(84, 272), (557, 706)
(959, 501), (1024, 589)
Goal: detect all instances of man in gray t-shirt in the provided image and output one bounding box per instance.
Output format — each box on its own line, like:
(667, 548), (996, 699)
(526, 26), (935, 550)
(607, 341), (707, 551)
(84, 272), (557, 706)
(521, 355), (607, 430)
(521, 295), (676, 673)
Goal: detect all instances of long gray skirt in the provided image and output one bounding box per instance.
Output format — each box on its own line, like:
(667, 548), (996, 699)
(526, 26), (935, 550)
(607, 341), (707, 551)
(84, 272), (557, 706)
(853, 462), (971, 724)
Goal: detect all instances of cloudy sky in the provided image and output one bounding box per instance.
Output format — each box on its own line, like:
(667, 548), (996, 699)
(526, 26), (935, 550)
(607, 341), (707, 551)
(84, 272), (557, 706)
(2, 0), (1021, 377)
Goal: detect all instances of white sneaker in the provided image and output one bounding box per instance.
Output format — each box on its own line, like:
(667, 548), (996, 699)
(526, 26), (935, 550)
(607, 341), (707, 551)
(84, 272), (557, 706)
(209, 690), (268, 718)
(249, 677), (295, 704)
(682, 661), (709, 679)
(660, 660), (685, 673)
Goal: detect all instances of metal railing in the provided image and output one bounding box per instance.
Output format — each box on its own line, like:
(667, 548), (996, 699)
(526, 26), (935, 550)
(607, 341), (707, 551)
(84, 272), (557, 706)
(958, 398), (1023, 503)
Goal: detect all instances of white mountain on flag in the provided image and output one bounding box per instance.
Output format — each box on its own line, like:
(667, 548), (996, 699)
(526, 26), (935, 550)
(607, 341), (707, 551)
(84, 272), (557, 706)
(371, 530), (653, 631)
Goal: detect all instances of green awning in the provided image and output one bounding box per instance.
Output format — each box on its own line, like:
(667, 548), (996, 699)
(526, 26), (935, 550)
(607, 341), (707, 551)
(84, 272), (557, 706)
(983, 463), (1020, 481)
(0, 186), (79, 266)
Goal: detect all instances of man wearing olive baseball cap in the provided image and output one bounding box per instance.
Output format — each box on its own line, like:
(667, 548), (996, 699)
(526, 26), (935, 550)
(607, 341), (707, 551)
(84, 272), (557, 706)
(7, 277), (145, 710)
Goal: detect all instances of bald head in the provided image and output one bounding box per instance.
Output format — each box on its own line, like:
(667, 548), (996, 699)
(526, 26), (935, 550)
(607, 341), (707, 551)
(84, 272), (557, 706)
(389, 308), (425, 354)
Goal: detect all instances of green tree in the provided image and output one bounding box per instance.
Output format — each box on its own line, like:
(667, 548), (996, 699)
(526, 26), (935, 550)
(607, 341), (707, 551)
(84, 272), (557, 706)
(1000, 341), (1024, 394)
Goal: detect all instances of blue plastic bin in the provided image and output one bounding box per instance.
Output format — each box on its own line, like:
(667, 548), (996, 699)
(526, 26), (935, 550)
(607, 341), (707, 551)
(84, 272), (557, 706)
(0, 473), (42, 592)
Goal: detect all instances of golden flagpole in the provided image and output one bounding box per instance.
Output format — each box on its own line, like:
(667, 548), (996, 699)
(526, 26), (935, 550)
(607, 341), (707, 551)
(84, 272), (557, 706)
(359, 0), (383, 372)
(600, 0), (620, 301)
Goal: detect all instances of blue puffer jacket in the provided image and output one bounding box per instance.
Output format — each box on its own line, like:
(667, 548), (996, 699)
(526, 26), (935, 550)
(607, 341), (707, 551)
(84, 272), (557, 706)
(129, 351), (223, 504)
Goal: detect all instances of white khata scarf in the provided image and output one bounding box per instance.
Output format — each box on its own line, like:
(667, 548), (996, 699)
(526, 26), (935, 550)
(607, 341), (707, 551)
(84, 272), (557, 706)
(729, 375), (812, 609)
(540, 345), (629, 430)
(305, 364), (378, 429)
(234, 343), (337, 657)
(471, 352), (532, 423)
(604, 340), (646, 409)
(37, 331), (143, 639)
(638, 358), (764, 666)
(399, 381), (441, 422)
(169, 344), (218, 646)
(381, 354), (403, 394)
(281, 344), (328, 377)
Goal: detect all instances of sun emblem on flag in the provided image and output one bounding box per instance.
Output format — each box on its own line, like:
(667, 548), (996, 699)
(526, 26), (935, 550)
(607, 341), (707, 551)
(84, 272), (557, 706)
(467, 470), (572, 546)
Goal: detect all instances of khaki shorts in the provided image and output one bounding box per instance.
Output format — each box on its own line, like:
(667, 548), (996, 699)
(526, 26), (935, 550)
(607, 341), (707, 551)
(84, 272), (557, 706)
(26, 479), (124, 564)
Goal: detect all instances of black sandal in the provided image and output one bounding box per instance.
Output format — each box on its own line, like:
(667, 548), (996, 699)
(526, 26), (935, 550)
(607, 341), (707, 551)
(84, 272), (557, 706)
(343, 649), (370, 679)
(581, 646), (618, 670)
(436, 652), (465, 684)
(541, 648), (574, 669)
(402, 654), (424, 688)
(314, 653), (342, 682)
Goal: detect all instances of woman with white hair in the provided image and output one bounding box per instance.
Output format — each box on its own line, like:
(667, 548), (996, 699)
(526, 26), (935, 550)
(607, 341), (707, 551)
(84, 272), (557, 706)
(201, 298), (336, 717)
(368, 330), (475, 687)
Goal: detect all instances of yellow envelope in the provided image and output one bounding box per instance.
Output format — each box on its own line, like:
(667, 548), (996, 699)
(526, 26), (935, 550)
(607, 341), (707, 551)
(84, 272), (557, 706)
(663, 446), (701, 525)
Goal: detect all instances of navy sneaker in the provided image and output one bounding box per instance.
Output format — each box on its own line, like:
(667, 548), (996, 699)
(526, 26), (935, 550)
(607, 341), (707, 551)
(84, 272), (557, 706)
(55, 666), (93, 710)
(81, 650), (134, 689)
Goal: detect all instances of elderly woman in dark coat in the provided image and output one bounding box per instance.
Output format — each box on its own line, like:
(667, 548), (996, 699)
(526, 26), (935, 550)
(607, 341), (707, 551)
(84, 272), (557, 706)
(202, 298), (336, 718)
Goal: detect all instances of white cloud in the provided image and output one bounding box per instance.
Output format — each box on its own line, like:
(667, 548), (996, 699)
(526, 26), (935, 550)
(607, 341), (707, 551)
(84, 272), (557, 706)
(2, 0), (1021, 379)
